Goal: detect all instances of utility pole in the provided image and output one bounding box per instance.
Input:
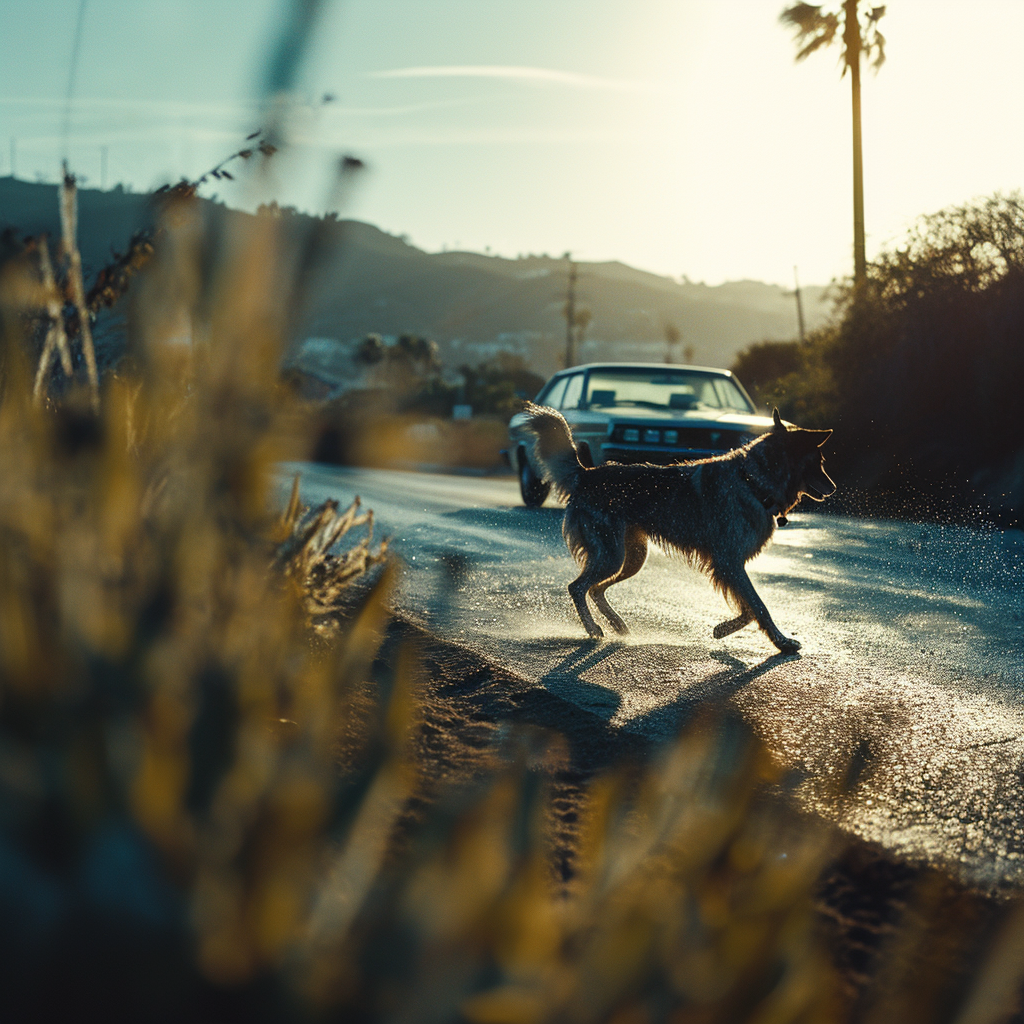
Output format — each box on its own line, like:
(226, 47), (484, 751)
(9, 138), (15, 179)
(664, 323), (680, 364)
(793, 265), (806, 344)
(564, 258), (578, 368)
(100, 145), (108, 190)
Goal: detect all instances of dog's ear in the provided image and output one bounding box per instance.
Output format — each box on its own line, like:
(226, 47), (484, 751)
(773, 408), (786, 432)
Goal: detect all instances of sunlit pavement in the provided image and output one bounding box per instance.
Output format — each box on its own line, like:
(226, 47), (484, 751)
(280, 463), (1024, 889)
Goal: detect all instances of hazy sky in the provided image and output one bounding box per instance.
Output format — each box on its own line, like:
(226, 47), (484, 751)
(2, 0), (1022, 286)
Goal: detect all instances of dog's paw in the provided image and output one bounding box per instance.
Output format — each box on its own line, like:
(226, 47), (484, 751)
(774, 636), (801, 654)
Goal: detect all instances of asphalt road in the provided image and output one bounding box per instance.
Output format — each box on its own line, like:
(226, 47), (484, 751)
(279, 463), (1024, 890)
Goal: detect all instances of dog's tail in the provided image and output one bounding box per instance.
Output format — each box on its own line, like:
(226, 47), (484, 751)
(519, 402), (585, 499)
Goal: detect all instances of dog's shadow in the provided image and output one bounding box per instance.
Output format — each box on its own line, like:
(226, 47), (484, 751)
(528, 635), (798, 740)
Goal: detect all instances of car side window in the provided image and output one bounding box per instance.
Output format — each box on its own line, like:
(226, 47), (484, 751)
(711, 377), (753, 412)
(561, 373), (584, 409)
(543, 376), (569, 408)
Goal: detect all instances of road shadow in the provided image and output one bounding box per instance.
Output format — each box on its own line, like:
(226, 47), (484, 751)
(514, 634), (800, 744)
(626, 648), (800, 742)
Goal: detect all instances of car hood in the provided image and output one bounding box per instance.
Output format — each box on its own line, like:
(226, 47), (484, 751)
(585, 409), (775, 431)
(509, 409), (778, 433)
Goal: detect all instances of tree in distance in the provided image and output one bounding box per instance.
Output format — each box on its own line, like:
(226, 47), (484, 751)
(780, 1), (886, 290)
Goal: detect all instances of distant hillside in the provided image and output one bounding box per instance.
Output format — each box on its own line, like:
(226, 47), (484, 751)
(0, 176), (832, 378)
(0, 176), (155, 277)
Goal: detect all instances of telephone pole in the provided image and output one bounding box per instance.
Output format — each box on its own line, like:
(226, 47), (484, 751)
(564, 258), (578, 368)
(793, 265), (806, 344)
(663, 323), (680, 364)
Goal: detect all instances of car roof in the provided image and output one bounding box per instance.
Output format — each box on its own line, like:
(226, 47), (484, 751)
(550, 362), (736, 377)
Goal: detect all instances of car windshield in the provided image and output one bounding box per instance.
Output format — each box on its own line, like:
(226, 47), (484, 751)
(583, 369), (753, 413)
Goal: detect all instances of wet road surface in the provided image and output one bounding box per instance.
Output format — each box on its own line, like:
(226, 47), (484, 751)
(279, 463), (1024, 889)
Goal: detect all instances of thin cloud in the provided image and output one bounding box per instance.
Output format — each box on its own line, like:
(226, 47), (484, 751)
(320, 97), (491, 117)
(369, 65), (653, 93)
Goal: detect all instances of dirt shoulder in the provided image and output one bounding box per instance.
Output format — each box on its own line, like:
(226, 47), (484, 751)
(371, 605), (1021, 1018)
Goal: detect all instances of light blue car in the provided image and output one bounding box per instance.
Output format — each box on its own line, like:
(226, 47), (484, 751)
(507, 362), (776, 506)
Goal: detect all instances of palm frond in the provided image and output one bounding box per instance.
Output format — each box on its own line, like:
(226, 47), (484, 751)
(865, 8), (887, 71)
(779, 1), (827, 31)
(780, 4), (840, 62)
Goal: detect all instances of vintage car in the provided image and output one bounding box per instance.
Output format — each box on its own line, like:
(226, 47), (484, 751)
(506, 362), (776, 506)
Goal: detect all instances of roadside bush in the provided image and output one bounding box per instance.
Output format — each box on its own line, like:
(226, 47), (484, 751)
(831, 193), (1023, 458)
(731, 339), (804, 407)
(306, 351), (542, 471)
(398, 352), (544, 420)
(732, 192), (1024, 523)
(457, 352), (546, 418)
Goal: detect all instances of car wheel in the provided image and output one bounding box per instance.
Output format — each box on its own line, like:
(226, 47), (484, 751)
(518, 449), (551, 507)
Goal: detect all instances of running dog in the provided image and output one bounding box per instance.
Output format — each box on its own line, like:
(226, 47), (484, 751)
(519, 403), (835, 652)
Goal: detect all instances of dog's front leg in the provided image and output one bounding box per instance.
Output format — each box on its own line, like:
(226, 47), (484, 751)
(712, 560), (800, 653)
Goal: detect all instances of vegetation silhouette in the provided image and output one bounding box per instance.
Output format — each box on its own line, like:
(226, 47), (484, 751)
(733, 191), (1024, 524)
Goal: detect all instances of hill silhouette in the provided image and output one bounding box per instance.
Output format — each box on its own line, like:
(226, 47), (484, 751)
(1, 176), (830, 377)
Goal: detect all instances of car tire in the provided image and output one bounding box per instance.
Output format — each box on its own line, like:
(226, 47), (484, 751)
(518, 449), (551, 507)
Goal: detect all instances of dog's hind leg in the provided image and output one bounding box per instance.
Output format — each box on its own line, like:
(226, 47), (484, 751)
(567, 526), (627, 639)
(712, 609), (754, 639)
(712, 559), (800, 653)
(591, 527), (647, 635)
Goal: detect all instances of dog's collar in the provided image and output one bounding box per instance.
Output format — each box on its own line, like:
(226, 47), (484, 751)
(739, 467), (788, 527)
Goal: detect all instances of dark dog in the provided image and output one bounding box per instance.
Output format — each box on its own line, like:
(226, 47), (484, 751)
(519, 403), (835, 652)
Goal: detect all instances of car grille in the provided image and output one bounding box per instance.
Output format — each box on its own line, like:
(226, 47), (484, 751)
(608, 424), (742, 450)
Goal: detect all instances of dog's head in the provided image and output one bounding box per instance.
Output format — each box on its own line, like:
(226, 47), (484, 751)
(773, 408), (835, 502)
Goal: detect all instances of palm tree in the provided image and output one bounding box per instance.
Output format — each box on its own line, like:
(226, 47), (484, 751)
(780, 1), (886, 289)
